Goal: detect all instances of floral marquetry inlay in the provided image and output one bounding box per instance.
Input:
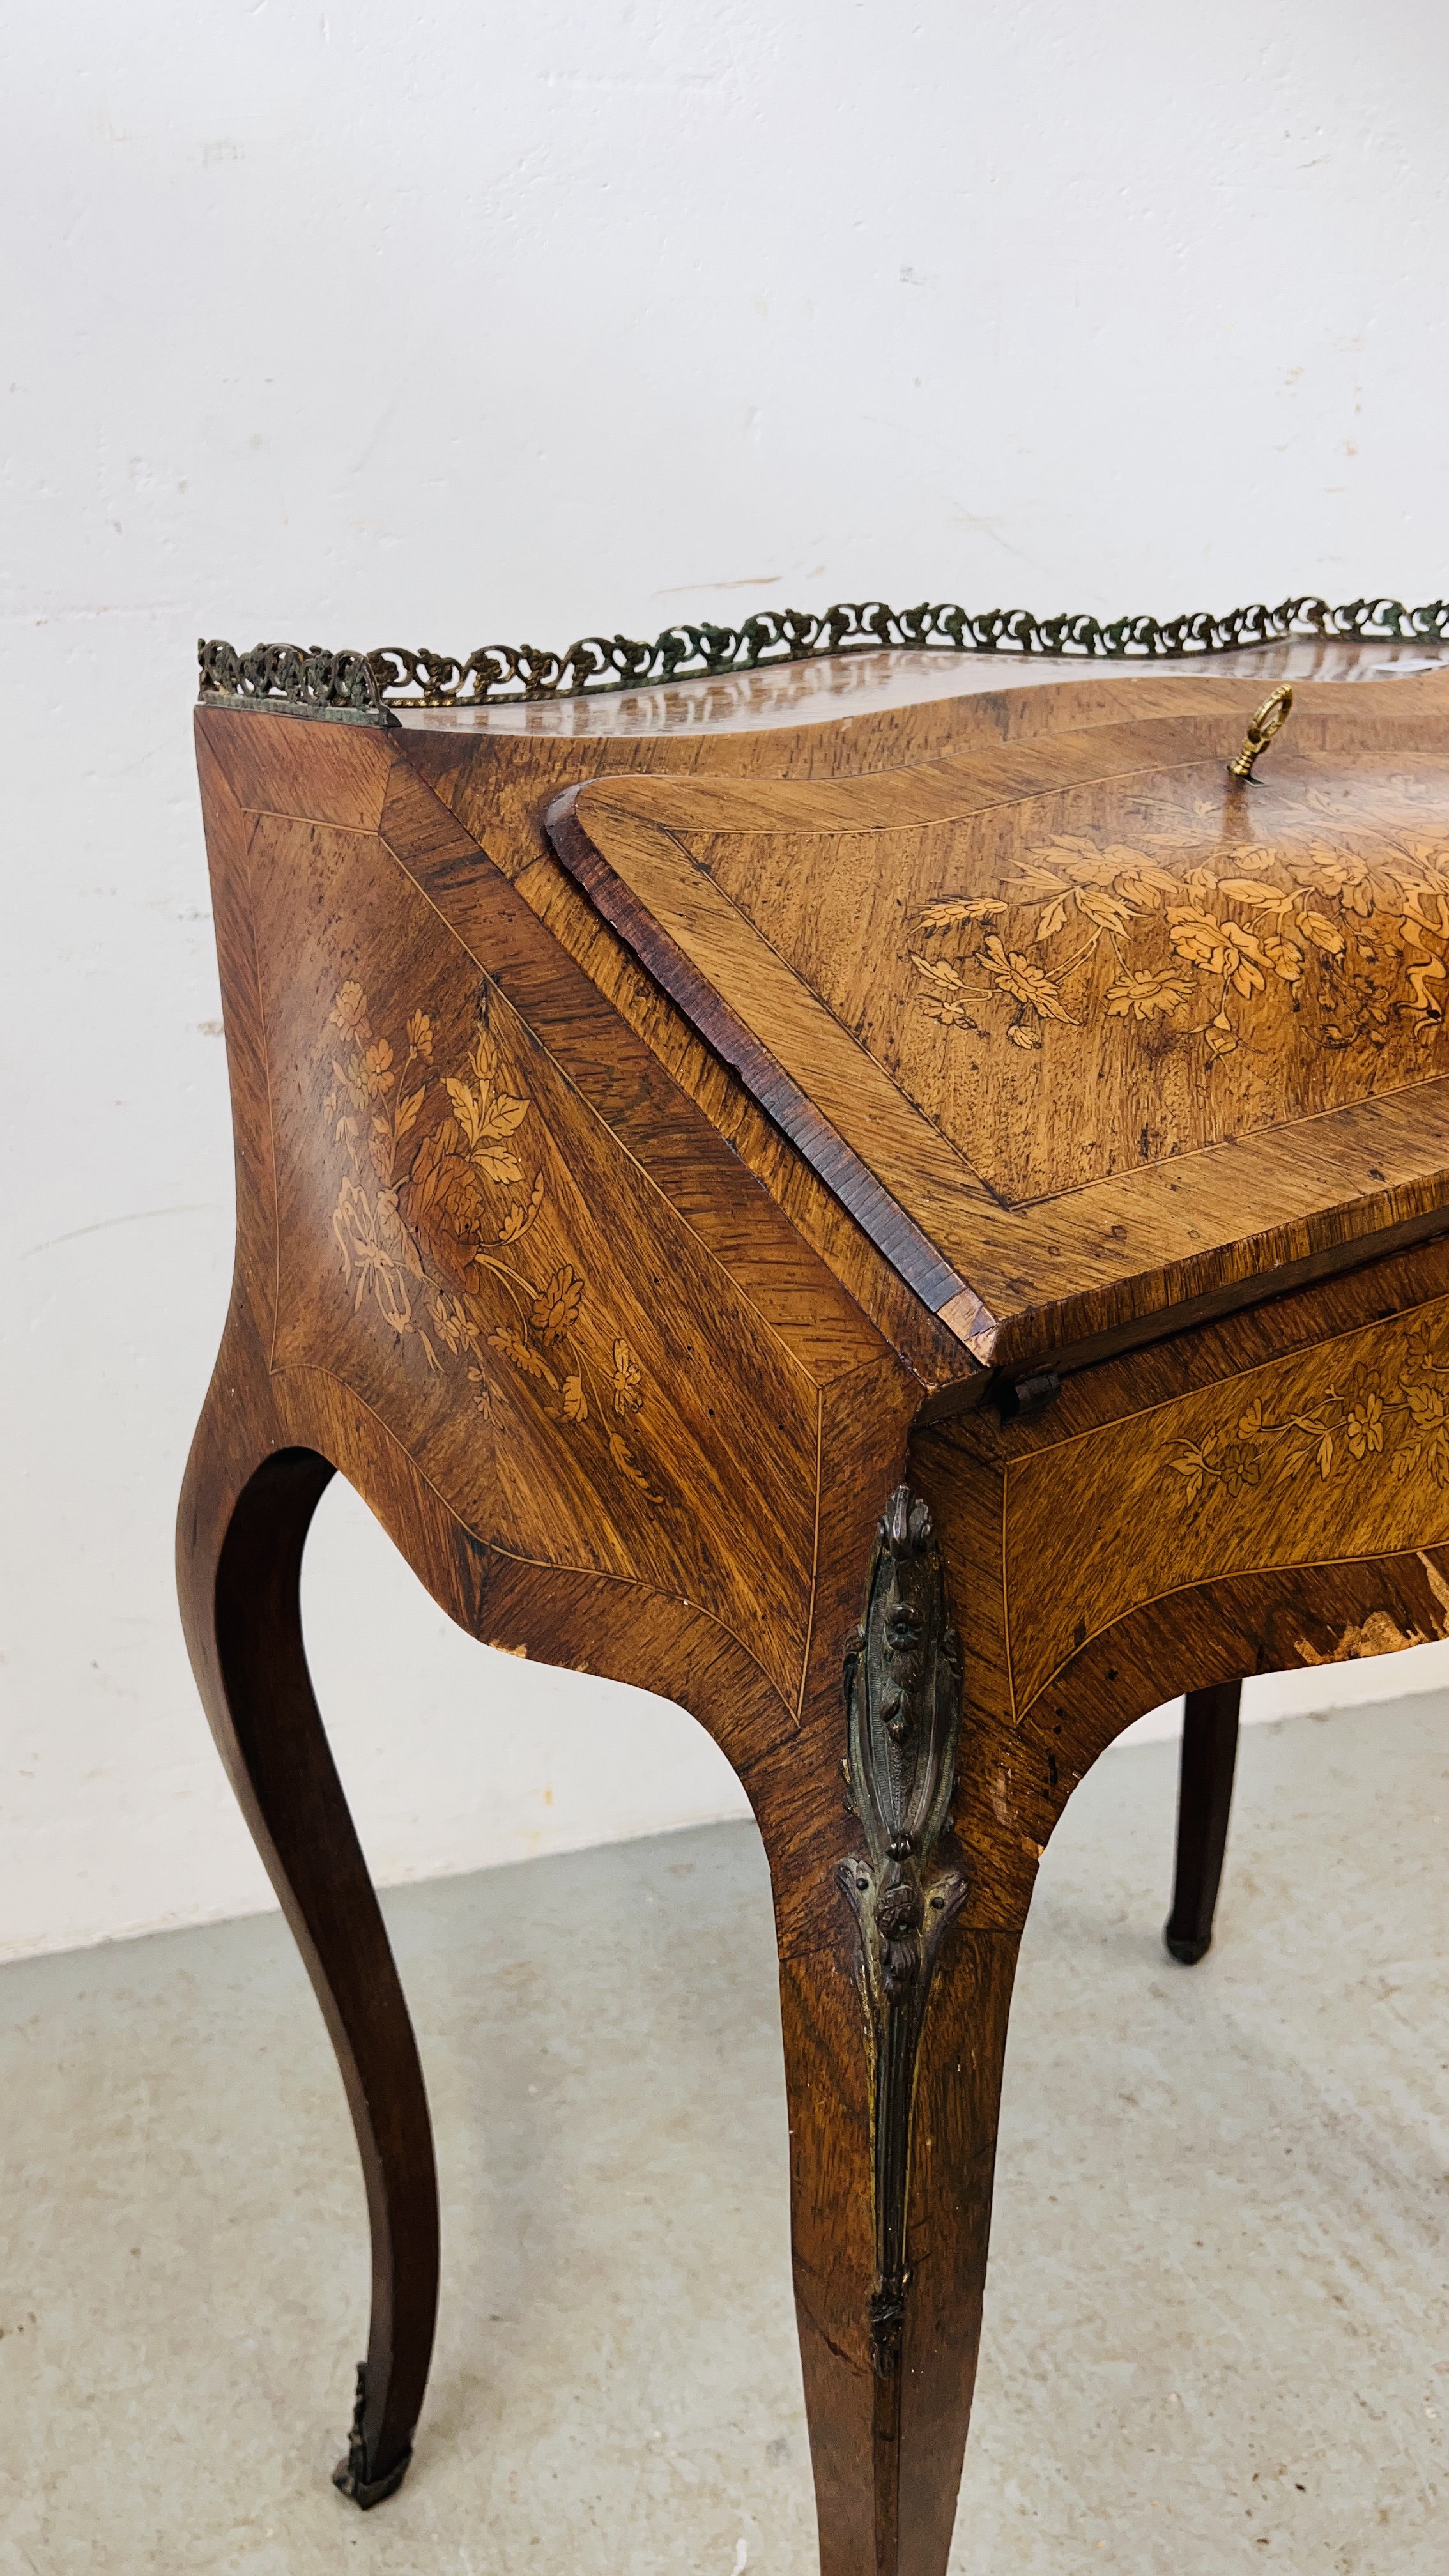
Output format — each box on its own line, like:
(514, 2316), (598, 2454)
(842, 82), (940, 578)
(322, 982), (658, 1500)
(599, 737), (1449, 1212)
(861, 754), (1449, 1202)
(1165, 1307), (1449, 1506)
(910, 795), (1449, 1065)
(1001, 1292), (1449, 1714)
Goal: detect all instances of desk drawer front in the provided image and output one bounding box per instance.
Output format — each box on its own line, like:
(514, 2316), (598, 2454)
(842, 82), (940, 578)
(1004, 1294), (1449, 1710)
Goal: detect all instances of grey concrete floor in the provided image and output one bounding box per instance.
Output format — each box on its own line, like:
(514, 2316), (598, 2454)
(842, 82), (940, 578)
(5, 1698), (1449, 2573)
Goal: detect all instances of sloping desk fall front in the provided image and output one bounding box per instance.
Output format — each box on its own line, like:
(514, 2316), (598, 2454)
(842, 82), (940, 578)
(181, 634), (1449, 2574)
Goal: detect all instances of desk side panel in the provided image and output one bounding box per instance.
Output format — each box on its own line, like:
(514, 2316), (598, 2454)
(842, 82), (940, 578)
(195, 707), (931, 1716)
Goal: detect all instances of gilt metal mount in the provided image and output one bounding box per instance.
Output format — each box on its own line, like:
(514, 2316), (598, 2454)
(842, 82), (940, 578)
(198, 595), (1446, 716)
(839, 1487), (967, 2383)
(332, 2361), (411, 2510)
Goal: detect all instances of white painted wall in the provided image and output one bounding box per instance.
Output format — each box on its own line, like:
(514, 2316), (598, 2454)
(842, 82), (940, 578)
(4, 1), (1448, 1962)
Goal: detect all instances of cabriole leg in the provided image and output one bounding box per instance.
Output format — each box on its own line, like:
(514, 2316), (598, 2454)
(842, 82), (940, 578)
(177, 1413), (439, 2506)
(767, 1484), (1023, 2576)
(1163, 1678), (1242, 1966)
(778, 1930), (1020, 2576)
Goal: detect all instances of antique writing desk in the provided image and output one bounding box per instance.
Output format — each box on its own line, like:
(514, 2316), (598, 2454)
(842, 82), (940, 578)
(181, 602), (1449, 2573)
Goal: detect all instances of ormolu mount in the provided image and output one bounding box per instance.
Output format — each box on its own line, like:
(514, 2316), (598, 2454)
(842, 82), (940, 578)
(839, 1488), (967, 2384)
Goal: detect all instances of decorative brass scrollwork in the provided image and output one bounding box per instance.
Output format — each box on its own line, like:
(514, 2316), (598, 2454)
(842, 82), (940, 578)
(838, 1487), (967, 2383)
(199, 594), (1445, 712)
(195, 638), (399, 728)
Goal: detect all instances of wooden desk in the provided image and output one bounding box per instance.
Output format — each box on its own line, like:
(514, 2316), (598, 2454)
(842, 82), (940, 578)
(181, 613), (1449, 2573)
